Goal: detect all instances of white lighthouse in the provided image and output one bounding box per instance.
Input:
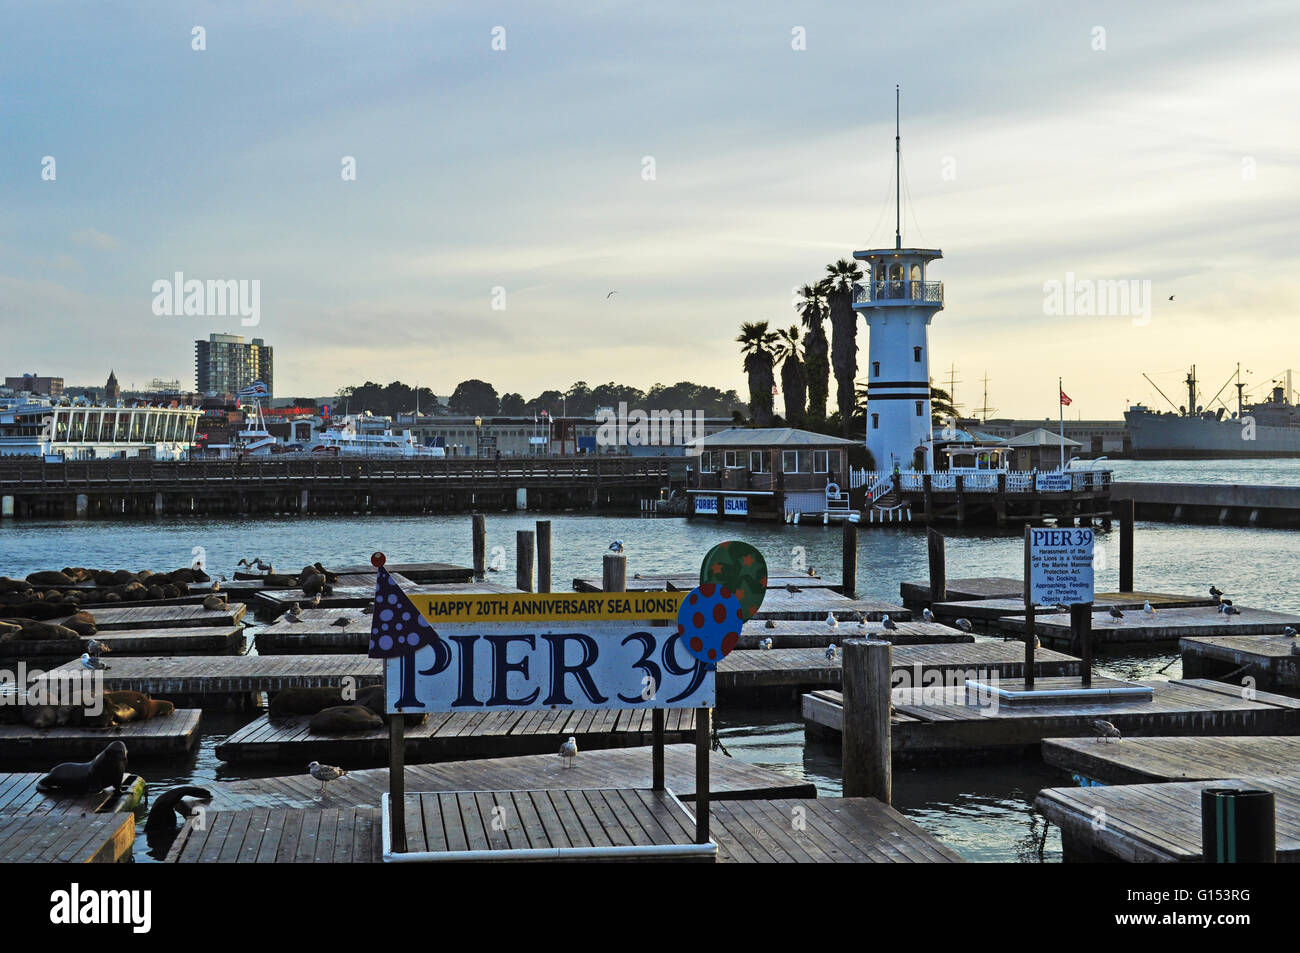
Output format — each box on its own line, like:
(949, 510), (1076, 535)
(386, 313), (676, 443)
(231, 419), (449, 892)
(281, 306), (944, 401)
(852, 88), (943, 471)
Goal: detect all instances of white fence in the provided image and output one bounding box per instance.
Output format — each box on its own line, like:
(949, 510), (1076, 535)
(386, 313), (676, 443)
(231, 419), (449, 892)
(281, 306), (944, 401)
(848, 467), (1112, 496)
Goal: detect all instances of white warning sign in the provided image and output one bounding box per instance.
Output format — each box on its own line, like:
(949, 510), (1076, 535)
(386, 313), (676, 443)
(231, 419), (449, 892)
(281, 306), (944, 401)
(1026, 527), (1095, 605)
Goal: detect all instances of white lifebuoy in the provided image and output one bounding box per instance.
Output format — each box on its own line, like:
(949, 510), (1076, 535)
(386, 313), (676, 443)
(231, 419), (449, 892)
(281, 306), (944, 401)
(825, 482), (840, 497)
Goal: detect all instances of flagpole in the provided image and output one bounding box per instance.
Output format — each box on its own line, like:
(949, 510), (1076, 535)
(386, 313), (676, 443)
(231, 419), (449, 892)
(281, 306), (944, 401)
(1058, 377), (1065, 470)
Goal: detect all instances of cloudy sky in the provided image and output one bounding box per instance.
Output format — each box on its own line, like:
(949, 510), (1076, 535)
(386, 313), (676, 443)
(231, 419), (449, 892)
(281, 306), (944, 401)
(3, 0), (1298, 418)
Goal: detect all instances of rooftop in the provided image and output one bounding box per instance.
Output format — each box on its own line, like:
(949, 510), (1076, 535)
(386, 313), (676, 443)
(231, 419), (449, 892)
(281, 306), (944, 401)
(685, 428), (859, 448)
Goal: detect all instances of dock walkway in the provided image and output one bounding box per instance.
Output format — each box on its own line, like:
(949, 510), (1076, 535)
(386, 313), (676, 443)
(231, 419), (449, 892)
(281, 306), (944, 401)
(58, 603), (246, 630)
(1042, 735), (1300, 785)
(0, 812), (135, 862)
(0, 710), (202, 760)
(0, 625), (246, 662)
(0, 773), (147, 817)
(1180, 633), (1300, 695)
(999, 605), (1300, 648)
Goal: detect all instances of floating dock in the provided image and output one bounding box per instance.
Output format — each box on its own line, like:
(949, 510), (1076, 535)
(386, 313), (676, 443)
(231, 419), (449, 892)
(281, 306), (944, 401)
(803, 677), (1300, 763)
(929, 591), (1215, 633)
(571, 571), (836, 593)
(751, 589), (909, 622)
(58, 603), (245, 630)
(166, 806), (381, 863)
(1036, 774), (1300, 862)
(216, 708), (696, 764)
(0, 710), (202, 760)
(0, 772), (147, 816)
(901, 577), (1024, 610)
(252, 579), (519, 617)
(255, 608), (399, 655)
(0, 625), (246, 662)
(1042, 735), (1300, 785)
(736, 619), (972, 649)
(1180, 633), (1300, 695)
(0, 812), (136, 863)
(1000, 605), (1300, 648)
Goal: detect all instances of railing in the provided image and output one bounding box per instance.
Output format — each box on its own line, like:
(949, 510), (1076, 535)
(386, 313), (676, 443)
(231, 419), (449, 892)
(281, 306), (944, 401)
(866, 468), (1112, 495)
(852, 280), (944, 306)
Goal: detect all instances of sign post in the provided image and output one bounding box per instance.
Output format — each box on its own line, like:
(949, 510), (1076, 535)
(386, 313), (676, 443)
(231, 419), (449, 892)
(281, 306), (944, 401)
(1025, 526), (1095, 687)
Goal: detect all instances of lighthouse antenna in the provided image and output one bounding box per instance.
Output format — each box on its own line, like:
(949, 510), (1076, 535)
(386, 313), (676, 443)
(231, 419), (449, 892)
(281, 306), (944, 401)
(895, 84), (901, 250)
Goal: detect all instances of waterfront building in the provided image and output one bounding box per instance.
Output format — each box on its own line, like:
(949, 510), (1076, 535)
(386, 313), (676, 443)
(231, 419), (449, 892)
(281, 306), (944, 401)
(3, 373), (63, 397)
(195, 333), (274, 397)
(0, 397), (202, 460)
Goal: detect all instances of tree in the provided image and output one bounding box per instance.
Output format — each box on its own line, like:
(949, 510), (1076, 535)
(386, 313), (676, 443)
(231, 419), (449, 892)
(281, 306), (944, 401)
(797, 284), (830, 427)
(499, 392), (526, 416)
(448, 380), (500, 416)
(821, 258), (863, 436)
(772, 325), (807, 428)
(736, 321), (778, 427)
(929, 385), (958, 426)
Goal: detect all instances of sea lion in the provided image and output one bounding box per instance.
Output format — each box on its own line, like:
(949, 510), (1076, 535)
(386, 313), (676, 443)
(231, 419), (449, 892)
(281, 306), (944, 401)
(35, 740), (128, 794)
(105, 690), (174, 723)
(0, 576), (33, 593)
(26, 570), (75, 587)
(309, 705), (383, 733)
(4, 619), (80, 642)
(0, 601), (72, 621)
(300, 571), (327, 598)
(262, 573), (298, 589)
(268, 686), (346, 718)
(63, 611), (98, 636)
(144, 786), (213, 832)
(353, 685), (427, 728)
(146, 584), (165, 601)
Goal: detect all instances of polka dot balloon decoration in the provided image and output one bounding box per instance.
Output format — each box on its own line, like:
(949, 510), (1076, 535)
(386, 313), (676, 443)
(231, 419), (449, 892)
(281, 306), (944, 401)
(675, 582), (745, 667)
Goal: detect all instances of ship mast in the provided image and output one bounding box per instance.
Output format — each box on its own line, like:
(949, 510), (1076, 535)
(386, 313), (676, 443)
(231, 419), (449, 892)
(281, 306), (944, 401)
(1185, 365), (1197, 415)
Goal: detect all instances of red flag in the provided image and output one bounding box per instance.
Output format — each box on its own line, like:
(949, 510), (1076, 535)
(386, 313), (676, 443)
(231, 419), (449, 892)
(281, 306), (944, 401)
(1060, 389), (1072, 407)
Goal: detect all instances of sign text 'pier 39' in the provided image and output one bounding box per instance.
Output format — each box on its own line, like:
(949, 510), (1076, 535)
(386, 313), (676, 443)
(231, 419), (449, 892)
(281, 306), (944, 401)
(381, 592), (714, 713)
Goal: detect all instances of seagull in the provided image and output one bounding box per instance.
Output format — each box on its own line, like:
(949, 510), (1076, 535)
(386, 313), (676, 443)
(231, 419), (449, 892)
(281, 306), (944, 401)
(1285, 627), (1297, 638)
(1142, 600), (1155, 616)
(559, 736), (578, 769)
(1224, 604), (1241, 617)
(825, 612), (838, 629)
(1030, 634), (1041, 649)
(331, 617), (351, 628)
(239, 557), (272, 572)
(1091, 719), (1122, 743)
(759, 637), (773, 650)
(954, 618), (973, 632)
(608, 540), (624, 553)
(881, 615), (898, 632)
(785, 583), (802, 594)
(922, 607), (934, 622)
(824, 643), (837, 661)
(79, 652), (106, 671)
(764, 618), (776, 629)
(633, 572), (642, 579)
(1168, 295), (1175, 301)
(311, 594), (322, 608)
(210, 579), (221, 592)
(1209, 585), (1224, 598)
(286, 602), (302, 623)
(605, 291), (619, 298)
(86, 638), (110, 658)
(308, 761), (347, 797)
(1108, 607), (1124, 623)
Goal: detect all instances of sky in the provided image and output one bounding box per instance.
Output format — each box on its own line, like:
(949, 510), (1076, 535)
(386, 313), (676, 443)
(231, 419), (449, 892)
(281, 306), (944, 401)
(3, 0), (1298, 419)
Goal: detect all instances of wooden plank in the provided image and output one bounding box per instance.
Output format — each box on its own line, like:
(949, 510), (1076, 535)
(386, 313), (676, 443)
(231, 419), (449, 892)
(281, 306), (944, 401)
(1001, 605), (1300, 647)
(0, 625), (246, 661)
(53, 603), (245, 630)
(572, 570), (837, 593)
(0, 709), (201, 759)
(1043, 736), (1300, 785)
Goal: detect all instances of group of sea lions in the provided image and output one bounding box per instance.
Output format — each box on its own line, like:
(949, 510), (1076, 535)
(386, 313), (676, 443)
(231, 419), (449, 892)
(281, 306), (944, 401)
(0, 689), (175, 730)
(0, 610), (98, 644)
(0, 566), (212, 618)
(270, 684), (424, 733)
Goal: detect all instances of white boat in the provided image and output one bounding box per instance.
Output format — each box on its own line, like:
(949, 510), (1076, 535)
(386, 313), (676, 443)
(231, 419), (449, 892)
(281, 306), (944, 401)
(313, 414), (446, 458)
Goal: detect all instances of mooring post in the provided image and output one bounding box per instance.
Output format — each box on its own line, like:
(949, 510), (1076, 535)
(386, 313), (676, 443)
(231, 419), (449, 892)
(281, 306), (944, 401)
(1118, 498), (1134, 593)
(388, 696), (406, 852)
(841, 518), (858, 598)
(516, 529), (535, 592)
(1024, 602), (1036, 690)
(602, 552), (627, 593)
(695, 705), (711, 843)
(472, 513), (486, 580)
(842, 638), (892, 804)
(535, 520), (552, 593)
(927, 528), (946, 605)
(1072, 603), (1093, 686)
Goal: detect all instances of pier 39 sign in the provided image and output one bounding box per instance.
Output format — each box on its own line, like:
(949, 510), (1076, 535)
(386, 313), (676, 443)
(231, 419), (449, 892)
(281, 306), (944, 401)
(1025, 527), (1095, 605)
(382, 592), (714, 713)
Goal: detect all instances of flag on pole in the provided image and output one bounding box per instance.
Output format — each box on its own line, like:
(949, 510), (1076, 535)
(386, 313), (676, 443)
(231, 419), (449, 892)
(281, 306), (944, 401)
(1059, 389), (1072, 407)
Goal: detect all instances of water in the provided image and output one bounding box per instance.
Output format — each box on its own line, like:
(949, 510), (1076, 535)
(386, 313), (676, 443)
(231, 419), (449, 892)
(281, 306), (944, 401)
(2, 457), (1295, 863)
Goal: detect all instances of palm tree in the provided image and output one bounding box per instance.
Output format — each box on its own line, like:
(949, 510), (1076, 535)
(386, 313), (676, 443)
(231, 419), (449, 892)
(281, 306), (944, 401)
(796, 284), (829, 427)
(930, 384), (958, 426)
(736, 321), (779, 427)
(821, 258), (864, 436)
(772, 325), (807, 428)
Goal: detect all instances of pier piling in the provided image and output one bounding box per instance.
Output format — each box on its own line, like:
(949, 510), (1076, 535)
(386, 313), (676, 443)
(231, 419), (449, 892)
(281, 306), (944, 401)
(841, 519), (858, 599)
(472, 513), (486, 580)
(1071, 604), (1093, 686)
(536, 520), (552, 593)
(927, 529), (946, 604)
(841, 638), (892, 804)
(602, 552), (627, 593)
(516, 530), (535, 592)
(1202, 788), (1275, 863)
(1119, 498), (1134, 592)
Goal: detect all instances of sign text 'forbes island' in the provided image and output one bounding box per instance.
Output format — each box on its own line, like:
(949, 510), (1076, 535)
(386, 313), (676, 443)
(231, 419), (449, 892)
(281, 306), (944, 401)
(384, 592), (715, 713)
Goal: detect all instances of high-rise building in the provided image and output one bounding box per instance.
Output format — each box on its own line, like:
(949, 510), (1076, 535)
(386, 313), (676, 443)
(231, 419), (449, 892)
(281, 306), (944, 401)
(195, 333), (273, 397)
(3, 374), (64, 396)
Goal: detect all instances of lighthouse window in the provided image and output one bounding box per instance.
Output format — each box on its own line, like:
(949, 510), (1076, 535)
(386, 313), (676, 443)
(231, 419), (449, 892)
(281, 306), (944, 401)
(913, 346), (922, 362)
(871, 413), (879, 430)
(873, 361), (880, 377)
(915, 401), (923, 416)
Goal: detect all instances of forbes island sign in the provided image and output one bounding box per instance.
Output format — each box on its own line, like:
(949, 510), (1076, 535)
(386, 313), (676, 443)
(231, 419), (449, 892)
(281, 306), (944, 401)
(380, 592), (715, 713)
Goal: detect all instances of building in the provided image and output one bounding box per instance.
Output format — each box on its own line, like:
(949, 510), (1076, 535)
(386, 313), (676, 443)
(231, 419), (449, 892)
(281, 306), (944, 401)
(195, 333), (274, 397)
(0, 396), (201, 460)
(960, 417), (1128, 455)
(104, 370), (121, 403)
(4, 374), (63, 397)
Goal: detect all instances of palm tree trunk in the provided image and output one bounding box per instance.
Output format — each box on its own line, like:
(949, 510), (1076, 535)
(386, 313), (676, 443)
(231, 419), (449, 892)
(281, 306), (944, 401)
(781, 357), (807, 427)
(804, 322), (829, 427)
(828, 285), (858, 436)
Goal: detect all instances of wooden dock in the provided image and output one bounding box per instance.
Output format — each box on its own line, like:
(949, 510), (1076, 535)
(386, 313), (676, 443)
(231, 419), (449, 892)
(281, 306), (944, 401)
(216, 708), (697, 764)
(718, 642), (1079, 694)
(736, 619), (972, 649)
(1042, 735), (1300, 785)
(166, 806), (382, 863)
(1000, 605), (1300, 648)
(901, 577), (1024, 609)
(0, 811), (135, 862)
(803, 677), (1300, 763)
(57, 603), (245, 630)
(0, 625), (246, 662)
(1036, 774), (1300, 862)
(0, 709), (201, 760)
(218, 744), (815, 808)
(1181, 634), (1300, 695)
(33, 654), (381, 701)
(327, 562), (475, 584)
(751, 589), (910, 622)
(256, 607), (398, 655)
(572, 571), (838, 593)
(0, 772), (147, 816)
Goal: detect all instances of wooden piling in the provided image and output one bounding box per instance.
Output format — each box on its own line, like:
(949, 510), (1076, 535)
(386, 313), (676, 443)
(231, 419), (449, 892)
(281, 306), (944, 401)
(536, 520), (552, 593)
(1072, 603), (1093, 687)
(927, 528), (946, 604)
(389, 709), (406, 852)
(841, 638), (892, 804)
(602, 552), (627, 593)
(472, 513), (486, 580)
(516, 530), (535, 593)
(1024, 603), (1036, 691)
(841, 518), (858, 599)
(695, 706), (711, 843)
(1119, 498), (1134, 593)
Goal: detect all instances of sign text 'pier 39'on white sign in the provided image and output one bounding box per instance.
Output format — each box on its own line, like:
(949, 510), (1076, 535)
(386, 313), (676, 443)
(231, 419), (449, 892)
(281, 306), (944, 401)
(381, 592), (714, 713)
(1025, 526), (1095, 606)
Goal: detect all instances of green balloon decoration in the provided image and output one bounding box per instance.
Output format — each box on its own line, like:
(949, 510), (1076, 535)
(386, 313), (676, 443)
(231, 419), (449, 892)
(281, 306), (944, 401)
(700, 541), (768, 620)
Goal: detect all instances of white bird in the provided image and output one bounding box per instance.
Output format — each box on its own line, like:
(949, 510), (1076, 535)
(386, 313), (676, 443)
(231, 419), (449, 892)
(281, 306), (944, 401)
(308, 761), (347, 797)
(1284, 627), (1297, 638)
(824, 643), (837, 661)
(758, 637), (773, 650)
(80, 652), (106, 671)
(825, 612), (838, 629)
(954, 618), (973, 632)
(559, 736), (578, 768)
(1142, 600), (1155, 616)
(1091, 719), (1122, 743)
(922, 607), (934, 622)
(608, 540), (624, 553)
(881, 615), (898, 632)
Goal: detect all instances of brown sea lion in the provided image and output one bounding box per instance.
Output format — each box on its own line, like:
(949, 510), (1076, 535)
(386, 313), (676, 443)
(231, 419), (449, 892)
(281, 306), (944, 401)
(353, 685), (427, 728)
(63, 611), (98, 636)
(9, 619), (80, 642)
(261, 573), (298, 589)
(0, 601), (71, 620)
(268, 686), (345, 718)
(144, 786), (213, 832)
(0, 576), (33, 593)
(309, 705), (383, 733)
(26, 570), (75, 587)
(105, 690), (174, 723)
(35, 741), (128, 794)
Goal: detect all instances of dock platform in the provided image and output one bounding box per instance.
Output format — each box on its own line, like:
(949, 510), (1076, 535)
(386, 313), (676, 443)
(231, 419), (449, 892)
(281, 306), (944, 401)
(58, 603), (245, 630)
(1042, 735), (1300, 785)
(572, 571), (837, 593)
(901, 577), (1024, 609)
(216, 708), (696, 764)
(0, 811), (136, 862)
(1180, 633), (1300, 695)
(252, 580), (520, 617)
(752, 589), (909, 622)
(0, 772), (147, 817)
(999, 605), (1300, 648)
(803, 677), (1300, 763)
(167, 806), (381, 863)
(737, 619), (971, 649)
(255, 608), (396, 655)
(1036, 774), (1300, 862)
(0, 625), (246, 662)
(0, 710), (202, 760)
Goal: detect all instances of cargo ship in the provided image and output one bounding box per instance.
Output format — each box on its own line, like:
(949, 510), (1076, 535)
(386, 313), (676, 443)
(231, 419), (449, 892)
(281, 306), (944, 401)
(1124, 365), (1300, 457)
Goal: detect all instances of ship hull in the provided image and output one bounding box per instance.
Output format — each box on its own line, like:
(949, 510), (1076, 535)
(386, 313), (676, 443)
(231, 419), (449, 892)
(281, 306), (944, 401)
(1125, 410), (1300, 458)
